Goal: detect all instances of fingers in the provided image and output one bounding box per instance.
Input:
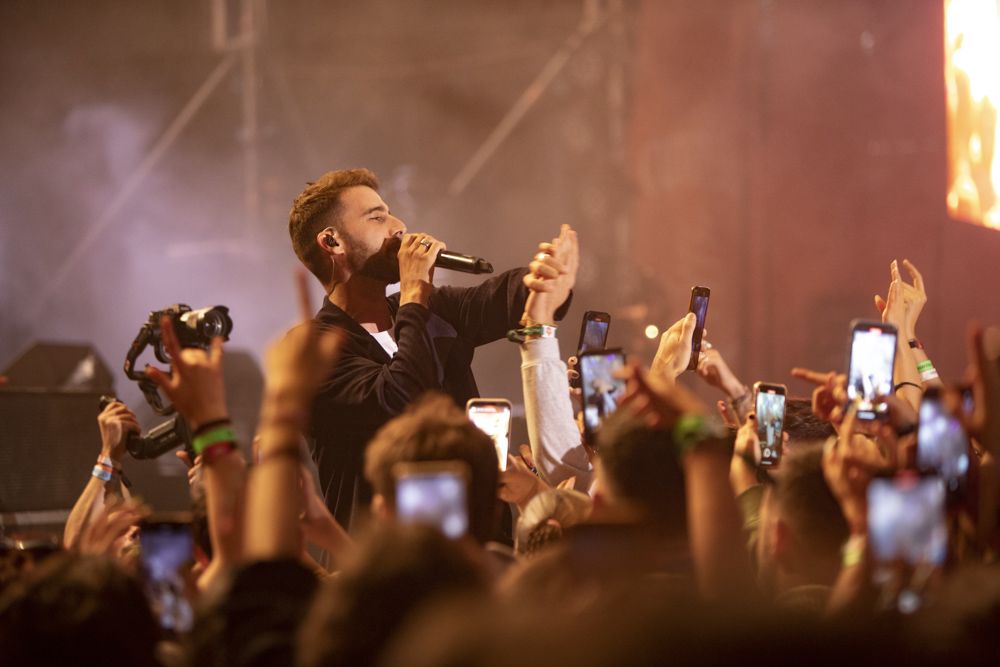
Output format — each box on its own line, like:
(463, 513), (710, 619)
(295, 269), (313, 323)
(838, 401), (859, 447)
(518, 443), (536, 470)
(556, 476), (576, 491)
(144, 364), (171, 391)
(874, 294), (886, 314)
(158, 315), (185, 369)
(175, 450), (194, 469)
(209, 336), (224, 366)
(901, 258), (924, 293)
(791, 367), (834, 385)
(890, 259), (901, 283)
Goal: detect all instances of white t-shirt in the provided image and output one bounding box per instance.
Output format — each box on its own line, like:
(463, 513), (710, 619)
(370, 330), (398, 358)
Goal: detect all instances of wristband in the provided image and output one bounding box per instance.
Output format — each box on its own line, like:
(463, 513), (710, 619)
(894, 381), (922, 393)
(507, 324), (557, 344)
(841, 535), (865, 568)
(91, 465), (113, 482)
(193, 418), (233, 437)
(920, 369), (940, 382)
(260, 447), (305, 465)
(672, 413), (728, 458)
(201, 440), (237, 464)
(192, 425), (236, 456)
(916, 360), (934, 373)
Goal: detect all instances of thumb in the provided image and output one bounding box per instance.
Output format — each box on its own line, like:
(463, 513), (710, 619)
(144, 364), (170, 389)
(874, 294), (886, 314)
(679, 312), (697, 346)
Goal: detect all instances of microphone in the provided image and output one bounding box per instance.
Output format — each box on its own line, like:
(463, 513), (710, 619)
(434, 249), (494, 274)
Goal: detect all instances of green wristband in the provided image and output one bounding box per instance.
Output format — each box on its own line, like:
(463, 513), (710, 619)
(192, 425), (236, 456)
(673, 414), (707, 458)
(916, 359), (934, 373)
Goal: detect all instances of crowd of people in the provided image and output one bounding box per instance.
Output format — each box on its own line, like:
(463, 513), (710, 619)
(1, 168), (999, 666)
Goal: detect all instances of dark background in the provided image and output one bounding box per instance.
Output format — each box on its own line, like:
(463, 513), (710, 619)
(1, 0), (997, 511)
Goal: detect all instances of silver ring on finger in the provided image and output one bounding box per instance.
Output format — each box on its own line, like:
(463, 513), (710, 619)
(419, 240), (432, 249)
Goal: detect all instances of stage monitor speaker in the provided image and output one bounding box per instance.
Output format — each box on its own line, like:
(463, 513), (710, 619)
(2, 341), (114, 392)
(0, 389), (106, 514)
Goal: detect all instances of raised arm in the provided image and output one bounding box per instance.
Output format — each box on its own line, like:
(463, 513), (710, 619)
(63, 400), (137, 549)
(518, 225), (591, 490)
(246, 273), (344, 560)
(146, 316), (246, 590)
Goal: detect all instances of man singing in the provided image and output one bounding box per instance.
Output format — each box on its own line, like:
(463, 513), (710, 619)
(287, 168), (570, 529)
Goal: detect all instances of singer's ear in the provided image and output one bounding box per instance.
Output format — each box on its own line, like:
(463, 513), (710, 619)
(317, 229), (345, 257)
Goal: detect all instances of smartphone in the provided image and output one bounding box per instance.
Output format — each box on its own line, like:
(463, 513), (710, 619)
(466, 398), (512, 471)
(917, 387), (970, 494)
(577, 311), (611, 354)
(846, 320), (898, 420)
(140, 517), (195, 634)
(867, 473), (947, 613)
(687, 286), (710, 371)
(393, 461), (469, 539)
(753, 382), (786, 468)
(578, 348), (627, 445)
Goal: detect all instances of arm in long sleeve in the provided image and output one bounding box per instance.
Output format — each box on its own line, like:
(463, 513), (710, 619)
(319, 303), (450, 415)
(520, 336), (592, 491)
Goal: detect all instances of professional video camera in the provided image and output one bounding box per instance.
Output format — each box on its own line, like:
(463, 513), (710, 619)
(104, 304), (233, 460)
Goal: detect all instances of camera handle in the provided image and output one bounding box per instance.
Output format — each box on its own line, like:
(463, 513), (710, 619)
(124, 322), (177, 417)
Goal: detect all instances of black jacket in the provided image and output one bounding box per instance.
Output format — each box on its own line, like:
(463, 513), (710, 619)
(310, 267), (566, 530)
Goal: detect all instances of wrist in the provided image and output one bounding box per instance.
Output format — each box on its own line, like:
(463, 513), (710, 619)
(399, 281), (432, 306)
(188, 409), (229, 433)
(723, 379), (748, 401)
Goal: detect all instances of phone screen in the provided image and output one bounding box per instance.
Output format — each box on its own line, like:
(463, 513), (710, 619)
(846, 323), (897, 420)
(579, 315), (610, 354)
(917, 393), (970, 492)
(868, 475), (947, 566)
(755, 385), (786, 467)
(467, 400), (512, 471)
(140, 521), (194, 633)
(395, 469), (469, 539)
(579, 350), (627, 442)
(687, 288), (710, 371)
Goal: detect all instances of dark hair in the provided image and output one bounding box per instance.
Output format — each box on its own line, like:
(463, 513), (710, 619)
(595, 411), (686, 538)
(770, 443), (848, 563)
(783, 397), (836, 444)
(364, 393), (500, 544)
(0, 553), (159, 667)
(297, 524), (487, 667)
(288, 168), (379, 284)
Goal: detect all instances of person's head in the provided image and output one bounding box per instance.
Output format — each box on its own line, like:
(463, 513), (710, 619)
(591, 411), (687, 539)
(756, 443), (849, 596)
(297, 524), (488, 667)
(782, 397), (836, 446)
(288, 168), (407, 288)
(364, 393), (500, 544)
(0, 553), (159, 667)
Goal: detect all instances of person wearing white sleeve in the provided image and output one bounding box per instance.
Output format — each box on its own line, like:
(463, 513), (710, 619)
(521, 335), (592, 491)
(516, 224), (592, 493)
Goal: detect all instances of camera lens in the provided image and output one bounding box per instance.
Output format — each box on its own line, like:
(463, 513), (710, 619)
(200, 311), (225, 338)
(180, 306), (233, 341)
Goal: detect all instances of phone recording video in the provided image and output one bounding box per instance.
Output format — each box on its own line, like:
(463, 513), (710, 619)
(754, 382), (786, 467)
(579, 349), (627, 444)
(577, 311), (611, 354)
(846, 320), (898, 420)
(917, 388), (970, 494)
(687, 287), (710, 371)
(867, 474), (947, 614)
(393, 461), (469, 539)
(466, 399), (512, 471)
(140, 519), (195, 634)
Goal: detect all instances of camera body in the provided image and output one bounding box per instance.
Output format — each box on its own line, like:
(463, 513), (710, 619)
(147, 304), (233, 365)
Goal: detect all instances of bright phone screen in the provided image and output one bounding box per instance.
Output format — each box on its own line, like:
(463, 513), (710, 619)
(917, 397), (970, 491)
(580, 351), (626, 437)
(868, 476), (947, 566)
(396, 471), (468, 539)
(580, 320), (610, 353)
(755, 389), (785, 467)
(467, 402), (512, 471)
(140, 523), (194, 633)
(847, 326), (897, 419)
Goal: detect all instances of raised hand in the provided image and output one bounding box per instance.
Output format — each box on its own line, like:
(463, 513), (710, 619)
(967, 323), (1000, 455)
(97, 400), (140, 462)
(874, 259), (926, 340)
(696, 342), (748, 400)
(791, 367), (848, 425)
(822, 403), (887, 534)
(522, 224), (579, 326)
(650, 313), (697, 383)
(78, 496), (150, 558)
(145, 318), (228, 431)
(618, 361), (708, 429)
(259, 272), (344, 430)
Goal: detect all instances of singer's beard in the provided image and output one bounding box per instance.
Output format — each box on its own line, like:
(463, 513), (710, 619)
(352, 235), (401, 284)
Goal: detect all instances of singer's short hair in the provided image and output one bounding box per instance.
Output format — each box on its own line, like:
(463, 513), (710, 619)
(289, 168), (380, 285)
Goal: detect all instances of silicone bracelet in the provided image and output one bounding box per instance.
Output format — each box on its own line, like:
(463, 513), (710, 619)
(916, 360), (934, 373)
(192, 425), (236, 455)
(91, 466), (113, 482)
(201, 440), (237, 464)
